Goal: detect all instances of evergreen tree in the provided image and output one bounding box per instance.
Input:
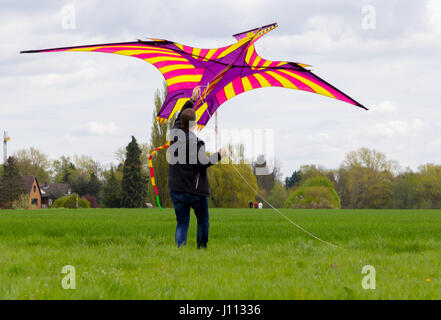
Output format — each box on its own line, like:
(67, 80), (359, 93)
(0, 157), (25, 209)
(71, 175), (89, 196)
(121, 136), (146, 208)
(87, 172), (102, 199)
(285, 170), (302, 190)
(102, 167), (122, 208)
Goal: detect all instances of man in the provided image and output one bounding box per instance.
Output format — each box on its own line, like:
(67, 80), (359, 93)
(168, 86), (227, 248)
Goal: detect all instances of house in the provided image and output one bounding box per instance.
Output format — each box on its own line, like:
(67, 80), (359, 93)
(21, 176), (42, 209)
(40, 183), (71, 208)
(0, 175), (70, 209)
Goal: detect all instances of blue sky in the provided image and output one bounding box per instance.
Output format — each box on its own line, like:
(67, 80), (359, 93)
(1, 0), (440, 177)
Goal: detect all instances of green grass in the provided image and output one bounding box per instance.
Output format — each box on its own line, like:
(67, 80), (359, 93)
(0, 208), (440, 299)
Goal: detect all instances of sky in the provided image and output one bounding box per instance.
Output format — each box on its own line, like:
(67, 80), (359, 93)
(1, 0), (440, 177)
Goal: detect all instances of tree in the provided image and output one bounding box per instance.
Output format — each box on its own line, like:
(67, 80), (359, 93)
(121, 136), (147, 208)
(148, 84), (176, 207)
(87, 172), (102, 199)
(339, 148), (396, 209)
(73, 155), (103, 179)
(52, 156), (75, 184)
(334, 167), (351, 208)
(208, 163), (258, 208)
(391, 170), (420, 209)
(285, 170), (301, 190)
(102, 167), (122, 208)
(417, 164), (441, 208)
(268, 180), (288, 208)
(299, 164), (330, 182)
(115, 143), (150, 172)
(71, 175), (89, 196)
(14, 147), (51, 183)
(0, 157), (26, 209)
(344, 147), (400, 173)
(252, 155), (281, 196)
(285, 176), (341, 209)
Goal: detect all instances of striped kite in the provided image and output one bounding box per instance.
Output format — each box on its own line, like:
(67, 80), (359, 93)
(21, 22), (366, 129)
(21, 22), (366, 208)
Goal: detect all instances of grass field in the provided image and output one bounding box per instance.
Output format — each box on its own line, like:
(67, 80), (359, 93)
(0, 208), (440, 299)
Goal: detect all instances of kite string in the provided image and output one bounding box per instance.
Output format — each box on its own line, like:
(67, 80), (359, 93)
(230, 164), (340, 248)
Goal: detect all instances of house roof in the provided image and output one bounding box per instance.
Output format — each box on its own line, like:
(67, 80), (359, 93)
(21, 175), (36, 193)
(0, 175), (42, 197)
(40, 182), (70, 198)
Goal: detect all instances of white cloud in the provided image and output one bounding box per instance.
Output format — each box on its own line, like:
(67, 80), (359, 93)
(427, 0), (441, 33)
(62, 134), (80, 143)
(364, 119), (426, 138)
(306, 132), (330, 142)
(83, 121), (120, 136)
(369, 101), (398, 115)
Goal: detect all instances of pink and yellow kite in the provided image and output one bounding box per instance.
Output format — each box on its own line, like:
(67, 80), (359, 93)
(21, 22), (366, 129)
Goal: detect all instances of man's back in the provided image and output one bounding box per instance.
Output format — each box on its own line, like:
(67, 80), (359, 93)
(168, 100), (220, 197)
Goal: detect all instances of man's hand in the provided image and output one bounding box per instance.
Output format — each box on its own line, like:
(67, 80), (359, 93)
(191, 86), (201, 102)
(219, 147), (228, 157)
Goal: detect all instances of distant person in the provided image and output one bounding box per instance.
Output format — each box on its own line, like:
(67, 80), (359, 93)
(249, 201), (254, 208)
(253, 201), (258, 209)
(258, 202), (263, 209)
(168, 86), (228, 249)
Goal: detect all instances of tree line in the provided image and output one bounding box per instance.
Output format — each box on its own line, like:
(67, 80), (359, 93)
(0, 87), (258, 209)
(2, 85), (440, 210)
(284, 148), (441, 209)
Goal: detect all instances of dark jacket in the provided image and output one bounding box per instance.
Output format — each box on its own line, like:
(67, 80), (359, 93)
(168, 100), (221, 196)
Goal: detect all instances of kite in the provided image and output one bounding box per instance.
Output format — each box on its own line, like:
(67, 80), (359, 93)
(21, 22), (366, 128)
(21, 22), (367, 209)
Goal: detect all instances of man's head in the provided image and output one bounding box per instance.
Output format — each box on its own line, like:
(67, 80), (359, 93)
(180, 108), (197, 131)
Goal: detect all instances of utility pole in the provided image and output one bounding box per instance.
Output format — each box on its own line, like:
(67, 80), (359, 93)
(3, 131), (10, 164)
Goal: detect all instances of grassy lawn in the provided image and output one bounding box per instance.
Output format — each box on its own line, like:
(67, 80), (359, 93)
(0, 208), (440, 299)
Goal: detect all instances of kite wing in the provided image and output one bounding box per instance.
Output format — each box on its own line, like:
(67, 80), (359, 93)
(193, 32), (367, 127)
(20, 39), (253, 124)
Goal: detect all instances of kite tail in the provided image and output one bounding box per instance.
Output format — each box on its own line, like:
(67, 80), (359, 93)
(148, 140), (171, 211)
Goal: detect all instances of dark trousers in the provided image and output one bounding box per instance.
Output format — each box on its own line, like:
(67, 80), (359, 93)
(169, 191), (209, 248)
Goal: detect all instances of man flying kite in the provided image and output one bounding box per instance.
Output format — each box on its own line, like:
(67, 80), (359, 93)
(21, 23), (366, 248)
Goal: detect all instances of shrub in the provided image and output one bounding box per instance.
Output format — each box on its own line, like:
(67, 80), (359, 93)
(12, 193), (30, 209)
(82, 194), (98, 208)
(285, 176), (341, 209)
(51, 193), (90, 209)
